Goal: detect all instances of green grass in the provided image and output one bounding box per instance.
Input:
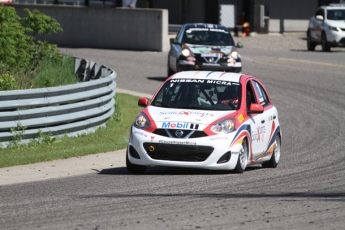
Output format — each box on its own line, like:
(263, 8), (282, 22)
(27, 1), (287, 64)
(0, 93), (142, 168)
(34, 56), (78, 88)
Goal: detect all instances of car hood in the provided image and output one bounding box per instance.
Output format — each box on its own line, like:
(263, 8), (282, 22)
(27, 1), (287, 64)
(147, 106), (236, 129)
(327, 20), (345, 27)
(185, 44), (235, 55)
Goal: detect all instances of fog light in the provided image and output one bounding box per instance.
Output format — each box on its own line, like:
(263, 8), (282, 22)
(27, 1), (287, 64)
(217, 151), (231, 163)
(129, 145), (141, 159)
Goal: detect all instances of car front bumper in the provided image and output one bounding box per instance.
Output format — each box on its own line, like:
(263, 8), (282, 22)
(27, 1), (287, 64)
(127, 126), (244, 171)
(327, 30), (345, 47)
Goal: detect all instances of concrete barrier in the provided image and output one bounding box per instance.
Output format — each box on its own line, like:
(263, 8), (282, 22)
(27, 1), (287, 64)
(13, 5), (169, 52)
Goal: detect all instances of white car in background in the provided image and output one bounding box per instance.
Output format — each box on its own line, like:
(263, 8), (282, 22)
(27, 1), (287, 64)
(307, 4), (345, 51)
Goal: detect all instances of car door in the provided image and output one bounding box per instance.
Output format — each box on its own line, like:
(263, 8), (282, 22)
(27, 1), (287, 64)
(245, 80), (266, 160)
(251, 80), (276, 160)
(168, 27), (185, 72)
(312, 8), (325, 41)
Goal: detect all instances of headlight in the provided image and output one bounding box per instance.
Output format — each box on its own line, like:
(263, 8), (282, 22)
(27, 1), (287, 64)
(211, 118), (236, 133)
(230, 51), (238, 59)
(134, 113), (151, 129)
(329, 26), (341, 32)
(182, 49), (191, 57)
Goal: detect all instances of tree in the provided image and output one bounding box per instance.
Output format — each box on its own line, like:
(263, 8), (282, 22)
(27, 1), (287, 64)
(0, 5), (33, 73)
(0, 6), (63, 73)
(0, 5), (63, 89)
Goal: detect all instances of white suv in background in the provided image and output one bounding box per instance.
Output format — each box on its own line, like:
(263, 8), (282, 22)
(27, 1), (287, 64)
(307, 4), (345, 51)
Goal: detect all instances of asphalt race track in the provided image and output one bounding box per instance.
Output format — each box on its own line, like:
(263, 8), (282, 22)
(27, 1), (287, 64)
(1, 34), (345, 230)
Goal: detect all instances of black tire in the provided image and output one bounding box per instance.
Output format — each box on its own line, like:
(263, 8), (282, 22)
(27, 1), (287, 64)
(233, 138), (248, 173)
(167, 66), (175, 77)
(126, 150), (146, 174)
(262, 135), (281, 168)
(307, 31), (316, 51)
(167, 57), (175, 77)
(321, 33), (330, 52)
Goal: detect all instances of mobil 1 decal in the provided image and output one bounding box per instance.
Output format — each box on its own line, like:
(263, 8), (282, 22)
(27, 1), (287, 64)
(162, 122), (199, 130)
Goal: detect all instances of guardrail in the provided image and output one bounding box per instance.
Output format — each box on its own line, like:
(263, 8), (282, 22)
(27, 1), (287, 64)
(0, 58), (117, 148)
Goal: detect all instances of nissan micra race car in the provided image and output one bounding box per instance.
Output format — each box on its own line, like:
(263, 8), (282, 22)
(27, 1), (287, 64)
(167, 23), (243, 76)
(126, 71), (281, 174)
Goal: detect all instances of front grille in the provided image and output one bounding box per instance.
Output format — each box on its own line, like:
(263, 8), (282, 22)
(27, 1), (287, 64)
(143, 143), (214, 162)
(153, 129), (208, 138)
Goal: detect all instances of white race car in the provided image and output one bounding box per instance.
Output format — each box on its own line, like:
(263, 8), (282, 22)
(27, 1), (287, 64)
(126, 71), (282, 174)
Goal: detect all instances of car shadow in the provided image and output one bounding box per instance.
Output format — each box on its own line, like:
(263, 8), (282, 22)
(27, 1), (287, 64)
(97, 165), (262, 175)
(147, 76), (168, 82)
(290, 36), (345, 52)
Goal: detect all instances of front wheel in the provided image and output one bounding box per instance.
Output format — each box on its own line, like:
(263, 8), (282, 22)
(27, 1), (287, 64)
(126, 150), (147, 174)
(321, 33), (330, 52)
(262, 135), (281, 168)
(307, 31), (316, 51)
(233, 138), (248, 173)
(167, 66), (175, 77)
(167, 57), (175, 77)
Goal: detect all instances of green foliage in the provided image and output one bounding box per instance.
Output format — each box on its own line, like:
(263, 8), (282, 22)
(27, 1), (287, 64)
(7, 122), (27, 149)
(114, 95), (122, 122)
(0, 5), (33, 72)
(0, 5), (64, 89)
(28, 130), (56, 147)
(34, 56), (78, 88)
(0, 72), (17, 91)
(22, 8), (63, 37)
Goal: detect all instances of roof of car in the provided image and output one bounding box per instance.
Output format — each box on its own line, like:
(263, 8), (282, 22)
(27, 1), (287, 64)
(170, 71), (244, 83)
(183, 23), (229, 30)
(321, 4), (345, 9)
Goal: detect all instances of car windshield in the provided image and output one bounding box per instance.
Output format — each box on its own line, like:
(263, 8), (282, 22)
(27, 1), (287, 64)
(327, 9), (345, 20)
(182, 27), (235, 46)
(151, 79), (241, 111)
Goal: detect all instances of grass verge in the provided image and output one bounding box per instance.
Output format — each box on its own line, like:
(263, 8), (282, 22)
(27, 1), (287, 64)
(0, 93), (142, 168)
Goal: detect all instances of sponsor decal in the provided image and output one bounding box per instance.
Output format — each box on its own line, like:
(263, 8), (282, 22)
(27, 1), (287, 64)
(238, 114), (244, 123)
(210, 136), (229, 141)
(186, 28), (209, 33)
(162, 122), (199, 130)
(134, 130), (147, 137)
(151, 136), (155, 142)
(169, 79), (233, 86)
(206, 80), (232, 85)
(201, 53), (219, 57)
(159, 140), (196, 145)
(209, 28), (228, 33)
(231, 151), (239, 156)
(159, 111), (215, 117)
(162, 122), (188, 129)
(186, 28), (228, 33)
(252, 126), (265, 142)
(170, 79), (205, 83)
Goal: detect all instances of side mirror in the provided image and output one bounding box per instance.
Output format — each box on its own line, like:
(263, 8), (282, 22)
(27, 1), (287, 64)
(237, 42), (243, 48)
(138, 97), (149, 107)
(170, 38), (179, 45)
(316, 15), (323, 21)
(248, 103), (264, 113)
